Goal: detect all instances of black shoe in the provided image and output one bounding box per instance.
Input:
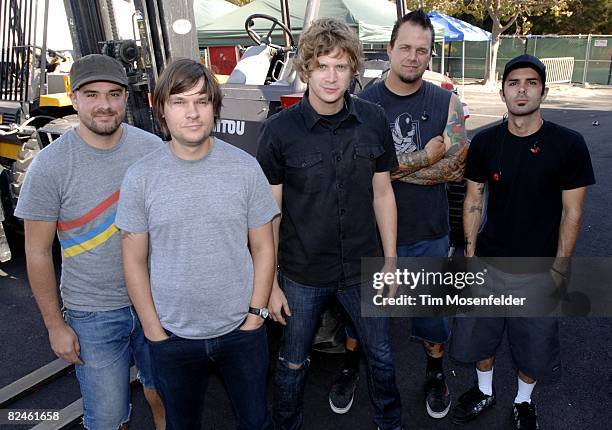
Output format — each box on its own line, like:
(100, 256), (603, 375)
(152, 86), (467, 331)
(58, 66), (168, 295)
(329, 367), (359, 414)
(425, 372), (451, 418)
(452, 385), (496, 425)
(513, 402), (539, 429)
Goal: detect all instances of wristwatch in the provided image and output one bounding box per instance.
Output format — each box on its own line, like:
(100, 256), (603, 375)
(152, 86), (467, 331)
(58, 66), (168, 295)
(248, 306), (269, 319)
(249, 306), (270, 319)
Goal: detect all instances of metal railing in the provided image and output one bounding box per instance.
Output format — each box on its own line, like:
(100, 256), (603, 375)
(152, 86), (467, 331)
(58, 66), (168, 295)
(541, 57), (574, 84)
(0, 0), (36, 102)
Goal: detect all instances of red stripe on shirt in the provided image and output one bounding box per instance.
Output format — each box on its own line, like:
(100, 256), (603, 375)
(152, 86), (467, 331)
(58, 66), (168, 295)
(57, 191), (120, 231)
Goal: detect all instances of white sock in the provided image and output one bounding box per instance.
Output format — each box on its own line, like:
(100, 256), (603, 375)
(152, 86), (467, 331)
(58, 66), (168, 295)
(514, 377), (536, 404)
(476, 367), (493, 396)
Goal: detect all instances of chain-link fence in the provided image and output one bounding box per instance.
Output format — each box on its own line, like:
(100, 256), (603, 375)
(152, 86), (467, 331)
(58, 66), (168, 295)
(431, 35), (612, 85)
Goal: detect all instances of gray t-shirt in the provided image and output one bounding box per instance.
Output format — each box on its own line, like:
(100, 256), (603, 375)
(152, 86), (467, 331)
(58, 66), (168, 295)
(15, 124), (164, 311)
(115, 138), (279, 339)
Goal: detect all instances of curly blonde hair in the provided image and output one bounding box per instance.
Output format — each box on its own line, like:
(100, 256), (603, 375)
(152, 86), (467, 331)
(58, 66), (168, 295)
(294, 18), (363, 82)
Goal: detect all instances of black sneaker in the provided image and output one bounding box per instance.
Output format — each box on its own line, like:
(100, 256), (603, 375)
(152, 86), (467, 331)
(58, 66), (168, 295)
(329, 367), (359, 414)
(425, 372), (451, 418)
(452, 385), (496, 425)
(513, 402), (539, 429)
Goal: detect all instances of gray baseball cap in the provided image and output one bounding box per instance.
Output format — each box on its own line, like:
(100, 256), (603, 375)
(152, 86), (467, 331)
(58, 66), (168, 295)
(69, 54), (128, 91)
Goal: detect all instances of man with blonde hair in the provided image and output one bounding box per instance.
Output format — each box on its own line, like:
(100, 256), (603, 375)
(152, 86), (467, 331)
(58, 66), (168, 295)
(257, 18), (403, 430)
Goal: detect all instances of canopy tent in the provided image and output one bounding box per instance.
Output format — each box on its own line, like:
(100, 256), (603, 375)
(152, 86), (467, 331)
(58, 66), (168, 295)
(428, 11), (491, 93)
(194, 0), (239, 30)
(198, 0), (444, 47)
(428, 11), (491, 42)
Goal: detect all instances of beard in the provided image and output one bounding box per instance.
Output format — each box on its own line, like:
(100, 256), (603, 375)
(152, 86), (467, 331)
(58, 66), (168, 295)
(81, 109), (124, 136)
(395, 65), (425, 85)
(398, 73), (420, 84)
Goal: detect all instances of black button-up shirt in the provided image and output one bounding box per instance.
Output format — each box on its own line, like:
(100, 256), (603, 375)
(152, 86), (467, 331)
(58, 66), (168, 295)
(256, 91), (398, 287)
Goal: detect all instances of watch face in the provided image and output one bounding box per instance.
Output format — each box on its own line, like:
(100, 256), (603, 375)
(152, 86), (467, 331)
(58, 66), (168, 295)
(261, 308), (269, 319)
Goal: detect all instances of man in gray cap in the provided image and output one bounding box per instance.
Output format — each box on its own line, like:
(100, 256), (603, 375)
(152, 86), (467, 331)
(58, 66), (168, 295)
(450, 54), (594, 429)
(15, 54), (166, 430)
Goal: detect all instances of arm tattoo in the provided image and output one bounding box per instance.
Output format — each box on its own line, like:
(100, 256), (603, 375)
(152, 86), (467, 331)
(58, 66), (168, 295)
(391, 149), (429, 180)
(397, 96), (468, 186)
(120, 230), (137, 240)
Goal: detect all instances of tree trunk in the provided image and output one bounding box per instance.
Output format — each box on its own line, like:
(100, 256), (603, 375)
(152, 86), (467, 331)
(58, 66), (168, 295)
(486, 35), (501, 86)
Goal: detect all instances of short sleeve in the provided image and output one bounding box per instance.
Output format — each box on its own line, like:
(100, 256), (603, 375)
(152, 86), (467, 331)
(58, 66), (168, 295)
(246, 163), (280, 229)
(374, 107), (399, 172)
(256, 121), (285, 185)
(560, 133), (595, 190)
(464, 131), (488, 183)
(115, 167), (148, 233)
(14, 155), (61, 221)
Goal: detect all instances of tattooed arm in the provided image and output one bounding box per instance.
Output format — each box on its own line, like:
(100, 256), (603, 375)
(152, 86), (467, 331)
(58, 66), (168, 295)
(392, 136), (446, 178)
(394, 94), (468, 185)
(463, 180), (485, 257)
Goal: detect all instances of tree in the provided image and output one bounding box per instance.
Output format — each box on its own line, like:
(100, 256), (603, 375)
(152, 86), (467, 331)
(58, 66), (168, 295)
(478, 0), (571, 85)
(226, 0), (252, 6)
(405, 0), (572, 85)
(529, 0), (612, 35)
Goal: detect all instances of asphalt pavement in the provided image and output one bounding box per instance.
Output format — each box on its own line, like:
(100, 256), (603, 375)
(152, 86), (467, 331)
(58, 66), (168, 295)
(1, 84), (611, 429)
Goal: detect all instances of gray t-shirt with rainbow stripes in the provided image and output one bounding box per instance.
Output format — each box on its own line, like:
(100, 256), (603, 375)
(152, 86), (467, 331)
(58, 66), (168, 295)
(15, 124), (163, 311)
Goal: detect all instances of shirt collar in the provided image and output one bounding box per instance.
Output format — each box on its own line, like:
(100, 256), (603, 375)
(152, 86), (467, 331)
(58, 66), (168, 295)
(299, 89), (363, 130)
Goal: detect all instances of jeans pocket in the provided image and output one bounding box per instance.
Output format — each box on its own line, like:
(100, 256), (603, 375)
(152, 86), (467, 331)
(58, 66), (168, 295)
(146, 328), (176, 344)
(64, 309), (96, 321)
(238, 323), (266, 333)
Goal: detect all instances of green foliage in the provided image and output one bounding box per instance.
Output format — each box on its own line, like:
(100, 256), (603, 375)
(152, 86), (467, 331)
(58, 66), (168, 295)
(529, 0), (612, 34)
(226, 0), (252, 6)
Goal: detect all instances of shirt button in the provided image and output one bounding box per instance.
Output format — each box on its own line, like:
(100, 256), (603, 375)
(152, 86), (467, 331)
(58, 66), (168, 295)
(333, 130), (338, 135)
(370, 153), (375, 159)
(338, 183), (344, 189)
(336, 156), (341, 162)
(340, 209), (346, 215)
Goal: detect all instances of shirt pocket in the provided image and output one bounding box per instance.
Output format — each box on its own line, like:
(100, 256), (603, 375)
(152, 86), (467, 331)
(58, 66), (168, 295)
(285, 152), (324, 194)
(352, 144), (386, 185)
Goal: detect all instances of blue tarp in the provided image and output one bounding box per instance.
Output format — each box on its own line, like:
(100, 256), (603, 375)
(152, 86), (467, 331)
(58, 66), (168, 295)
(428, 11), (491, 42)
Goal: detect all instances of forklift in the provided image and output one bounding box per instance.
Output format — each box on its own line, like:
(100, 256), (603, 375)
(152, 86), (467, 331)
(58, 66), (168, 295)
(0, 0), (201, 261)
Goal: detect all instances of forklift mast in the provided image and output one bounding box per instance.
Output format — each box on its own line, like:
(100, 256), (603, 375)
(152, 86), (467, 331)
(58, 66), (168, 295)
(62, 0), (199, 133)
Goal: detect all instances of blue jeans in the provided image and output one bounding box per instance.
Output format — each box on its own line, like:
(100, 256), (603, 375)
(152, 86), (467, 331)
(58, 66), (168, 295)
(148, 324), (272, 430)
(345, 236), (451, 344)
(274, 275), (402, 430)
(64, 306), (155, 430)
(398, 235), (451, 344)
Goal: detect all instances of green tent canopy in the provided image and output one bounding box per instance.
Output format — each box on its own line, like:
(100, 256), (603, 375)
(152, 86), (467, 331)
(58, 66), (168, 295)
(198, 0), (444, 47)
(194, 0), (239, 30)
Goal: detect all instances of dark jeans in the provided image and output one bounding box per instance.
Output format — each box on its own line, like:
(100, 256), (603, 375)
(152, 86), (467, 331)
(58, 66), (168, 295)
(398, 235), (451, 344)
(273, 274), (402, 430)
(346, 236), (451, 344)
(148, 324), (272, 430)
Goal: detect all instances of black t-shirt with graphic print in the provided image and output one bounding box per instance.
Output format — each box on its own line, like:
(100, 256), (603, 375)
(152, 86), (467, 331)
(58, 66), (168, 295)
(359, 80), (453, 246)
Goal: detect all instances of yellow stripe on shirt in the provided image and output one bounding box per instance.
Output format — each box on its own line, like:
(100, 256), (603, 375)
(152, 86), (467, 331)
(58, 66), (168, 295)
(63, 224), (119, 258)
